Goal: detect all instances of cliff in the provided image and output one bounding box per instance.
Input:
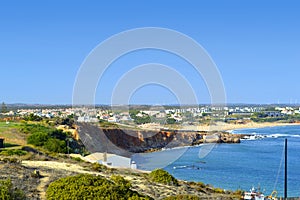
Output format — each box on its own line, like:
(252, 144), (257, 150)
(77, 123), (247, 157)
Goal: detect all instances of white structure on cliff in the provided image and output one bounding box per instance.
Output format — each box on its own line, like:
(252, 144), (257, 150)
(81, 152), (136, 169)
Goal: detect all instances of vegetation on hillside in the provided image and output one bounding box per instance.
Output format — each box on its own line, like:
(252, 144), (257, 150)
(149, 169), (178, 186)
(23, 113), (43, 121)
(99, 120), (119, 128)
(46, 174), (151, 200)
(166, 117), (177, 124)
(130, 110), (151, 125)
(0, 149), (27, 156)
(19, 123), (82, 154)
(25, 124), (68, 153)
(0, 179), (25, 200)
(1, 102), (8, 114)
(250, 112), (300, 123)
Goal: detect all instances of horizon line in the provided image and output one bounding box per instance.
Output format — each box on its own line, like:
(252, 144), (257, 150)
(3, 102), (300, 107)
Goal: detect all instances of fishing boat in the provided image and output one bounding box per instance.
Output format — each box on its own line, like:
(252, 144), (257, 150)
(243, 139), (288, 200)
(243, 187), (265, 200)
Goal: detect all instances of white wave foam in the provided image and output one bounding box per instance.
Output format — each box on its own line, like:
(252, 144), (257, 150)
(266, 133), (300, 138)
(243, 133), (300, 140)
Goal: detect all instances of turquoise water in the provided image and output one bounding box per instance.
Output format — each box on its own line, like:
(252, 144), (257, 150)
(134, 125), (300, 197)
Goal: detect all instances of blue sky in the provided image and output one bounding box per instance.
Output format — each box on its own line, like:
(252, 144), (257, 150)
(1, 1), (300, 105)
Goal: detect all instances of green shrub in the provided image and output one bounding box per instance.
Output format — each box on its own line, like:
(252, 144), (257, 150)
(71, 156), (84, 162)
(19, 123), (51, 135)
(46, 174), (151, 200)
(129, 111), (151, 125)
(23, 113), (42, 121)
(91, 162), (108, 172)
(233, 189), (243, 196)
(24, 123), (70, 153)
(149, 169), (178, 186)
(187, 181), (206, 188)
(27, 131), (49, 146)
(99, 121), (119, 128)
(44, 138), (66, 153)
(111, 175), (132, 188)
(166, 118), (177, 124)
(0, 179), (25, 200)
(0, 149), (27, 156)
(213, 187), (225, 193)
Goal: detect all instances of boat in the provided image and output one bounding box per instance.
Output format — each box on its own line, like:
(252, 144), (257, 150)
(243, 188), (279, 200)
(243, 187), (265, 200)
(243, 139), (288, 200)
(173, 164), (201, 170)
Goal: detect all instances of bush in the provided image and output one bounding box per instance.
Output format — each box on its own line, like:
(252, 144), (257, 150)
(43, 138), (66, 153)
(213, 187), (225, 194)
(71, 156), (84, 162)
(166, 118), (177, 124)
(91, 162), (108, 172)
(23, 113), (42, 121)
(27, 131), (49, 146)
(187, 181), (206, 188)
(46, 174), (151, 200)
(111, 175), (132, 189)
(149, 169), (178, 186)
(129, 111), (151, 125)
(0, 149), (27, 156)
(24, 123), (70, 153)
(0, 179), (25, 200)
(19, 123), (51, 135)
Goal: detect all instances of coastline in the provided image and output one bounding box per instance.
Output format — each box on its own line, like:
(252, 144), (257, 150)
(137, 122), (300, 153)
(180, 121), (300, 132)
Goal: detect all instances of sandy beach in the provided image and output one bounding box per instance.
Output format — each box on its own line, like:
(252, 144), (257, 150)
(137, 121), (300, 132)
(182, 121), (300, 132)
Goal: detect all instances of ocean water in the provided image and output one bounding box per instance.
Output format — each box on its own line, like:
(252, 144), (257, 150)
(134, 125), (300, 197)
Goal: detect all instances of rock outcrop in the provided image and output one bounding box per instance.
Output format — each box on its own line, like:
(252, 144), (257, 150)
(77, 123), (247, 156)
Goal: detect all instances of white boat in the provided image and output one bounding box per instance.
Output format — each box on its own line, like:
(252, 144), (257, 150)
(243, 139), (288, 200)
(243, 187), (265, 200)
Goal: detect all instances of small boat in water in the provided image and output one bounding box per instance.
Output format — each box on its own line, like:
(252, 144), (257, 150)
(243, 188), (278, 200)
(243, 187), (265, 200)
(243, 139), (288, 200)
(173, 164), (201, 170)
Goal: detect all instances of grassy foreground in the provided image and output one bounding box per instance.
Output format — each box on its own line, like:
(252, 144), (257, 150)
(0, 157), (242, 200)
(0, 121), (242, 199)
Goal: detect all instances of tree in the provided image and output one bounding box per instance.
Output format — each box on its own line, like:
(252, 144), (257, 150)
(24, 113), (42, 121)
(44, 138), (67, 153)
(24, 123), (70, 153)
(27, 131), (49, 146)
(166, 118), (176, 124)
(1, 102), (7, 113)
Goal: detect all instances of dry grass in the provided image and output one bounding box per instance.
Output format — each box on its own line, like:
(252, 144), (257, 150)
(0, 155), (240, 200)
(0, 122), (27, 146)
(0, 121), (239, 199)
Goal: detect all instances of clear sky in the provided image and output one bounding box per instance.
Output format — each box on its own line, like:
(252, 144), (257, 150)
(1, 1), (300, 105)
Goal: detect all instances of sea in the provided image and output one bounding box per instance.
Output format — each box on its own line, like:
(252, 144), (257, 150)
(133, 125), (300, 197)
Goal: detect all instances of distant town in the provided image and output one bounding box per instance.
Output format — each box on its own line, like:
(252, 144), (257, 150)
(1, 103), (300, 199)
(2, 103), (300, 127)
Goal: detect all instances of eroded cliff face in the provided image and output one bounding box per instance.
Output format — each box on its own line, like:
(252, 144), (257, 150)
(103, 129), (242, 152)
(77, 123), (244, 156)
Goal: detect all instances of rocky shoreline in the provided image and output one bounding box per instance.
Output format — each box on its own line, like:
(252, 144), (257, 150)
(77, 123), (251, 156)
